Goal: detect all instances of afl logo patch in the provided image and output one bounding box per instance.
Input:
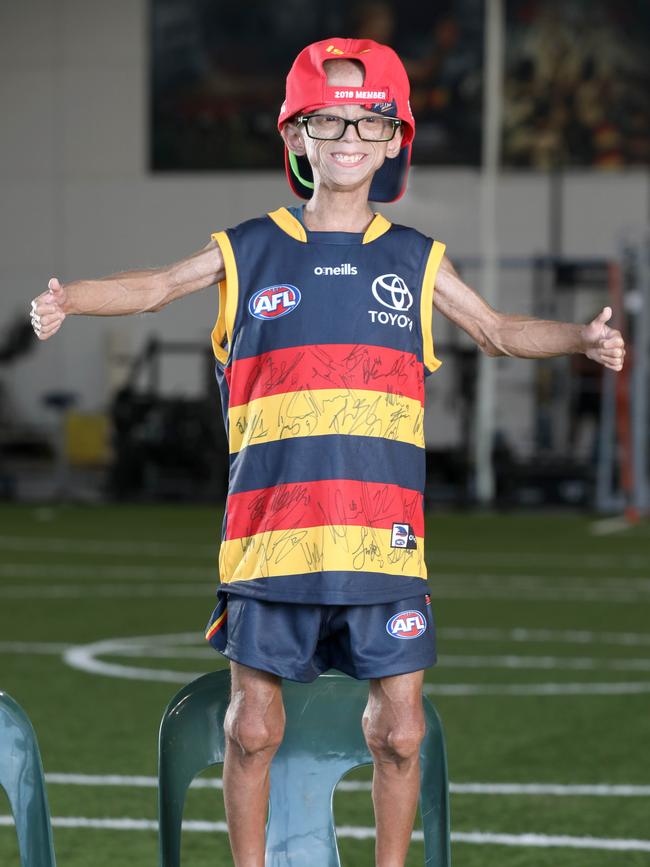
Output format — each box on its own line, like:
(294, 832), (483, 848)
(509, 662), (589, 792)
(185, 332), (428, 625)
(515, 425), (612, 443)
(386, 610), (427, 640)
(249, 284), (301, 320)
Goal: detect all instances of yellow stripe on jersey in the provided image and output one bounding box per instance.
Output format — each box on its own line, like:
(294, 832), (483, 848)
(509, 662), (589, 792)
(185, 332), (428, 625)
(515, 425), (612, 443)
(229, 388), (425, 454)
(219, 524), (427, 584)
(210, 231), (239, 363)
(268, 208), (392, 245)
(362, 213), (391, 244)
(268, 208), (308, 242)
(420, 240), (446, 373)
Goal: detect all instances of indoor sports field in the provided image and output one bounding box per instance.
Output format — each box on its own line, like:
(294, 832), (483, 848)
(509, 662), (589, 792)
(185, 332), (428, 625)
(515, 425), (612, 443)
(1, 503), (649, 866)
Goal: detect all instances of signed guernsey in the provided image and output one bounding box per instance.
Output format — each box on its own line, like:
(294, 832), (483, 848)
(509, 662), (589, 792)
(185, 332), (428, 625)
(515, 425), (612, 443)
(209, 206), (445, 605)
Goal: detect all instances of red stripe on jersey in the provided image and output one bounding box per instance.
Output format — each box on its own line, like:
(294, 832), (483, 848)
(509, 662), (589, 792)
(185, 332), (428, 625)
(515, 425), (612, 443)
(225, 343), (424, 409)
(225, 479), (424, 541)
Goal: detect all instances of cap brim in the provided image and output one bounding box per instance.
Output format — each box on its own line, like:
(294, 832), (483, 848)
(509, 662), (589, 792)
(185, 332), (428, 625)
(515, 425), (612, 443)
(284, 143), (412, 204)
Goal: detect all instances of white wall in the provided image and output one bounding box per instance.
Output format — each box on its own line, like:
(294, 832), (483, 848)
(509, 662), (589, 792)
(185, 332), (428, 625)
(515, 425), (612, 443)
(1, 0), (648, 454)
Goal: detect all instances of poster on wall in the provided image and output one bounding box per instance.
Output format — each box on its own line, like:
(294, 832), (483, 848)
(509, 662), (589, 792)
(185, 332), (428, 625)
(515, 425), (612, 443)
(150, 0), (484, 171)
(151, 0), (649, 172)
(503, 0), (649, 168)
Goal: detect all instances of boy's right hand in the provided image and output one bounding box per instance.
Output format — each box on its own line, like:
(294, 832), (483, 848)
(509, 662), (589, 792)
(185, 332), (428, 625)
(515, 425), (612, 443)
(30, 278), (67, 340)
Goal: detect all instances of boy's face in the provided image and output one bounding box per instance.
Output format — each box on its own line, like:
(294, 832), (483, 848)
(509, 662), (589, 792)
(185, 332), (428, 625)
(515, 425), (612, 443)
(281, 63), (403, 197)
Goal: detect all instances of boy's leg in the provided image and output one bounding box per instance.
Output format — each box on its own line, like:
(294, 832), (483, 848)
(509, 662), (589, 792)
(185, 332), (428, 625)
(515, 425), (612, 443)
(223, 660), (286, 867)
(362, 669), (426, 867)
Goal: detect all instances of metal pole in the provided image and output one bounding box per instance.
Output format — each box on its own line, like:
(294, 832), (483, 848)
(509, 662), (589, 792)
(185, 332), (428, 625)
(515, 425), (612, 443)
(596, 263), (621, 513)
(475, 0), (505, 503)
(631, 230), (649, 514)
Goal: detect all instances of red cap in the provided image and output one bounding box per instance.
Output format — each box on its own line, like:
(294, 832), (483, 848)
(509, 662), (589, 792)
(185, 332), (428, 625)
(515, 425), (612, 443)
(278, 38), (414, 203)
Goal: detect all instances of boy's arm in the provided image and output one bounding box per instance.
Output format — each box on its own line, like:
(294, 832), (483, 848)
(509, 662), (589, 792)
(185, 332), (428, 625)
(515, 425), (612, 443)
(30, 239), (225, 341)
(433, 254), (626, 371)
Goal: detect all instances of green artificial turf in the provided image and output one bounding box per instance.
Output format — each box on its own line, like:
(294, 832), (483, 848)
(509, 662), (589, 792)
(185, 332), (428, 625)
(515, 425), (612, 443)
(0, 504), (649, 865)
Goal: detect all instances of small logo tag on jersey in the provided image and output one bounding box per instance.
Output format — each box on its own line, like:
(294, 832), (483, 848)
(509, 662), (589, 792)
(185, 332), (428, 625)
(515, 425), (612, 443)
(391, 522), (417, 549)
(386, 610), (427, 639)
(249, 285), (301, 320)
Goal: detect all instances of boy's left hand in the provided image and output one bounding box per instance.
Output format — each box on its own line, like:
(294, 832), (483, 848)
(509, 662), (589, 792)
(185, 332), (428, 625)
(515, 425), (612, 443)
(582, 307), (625, 371)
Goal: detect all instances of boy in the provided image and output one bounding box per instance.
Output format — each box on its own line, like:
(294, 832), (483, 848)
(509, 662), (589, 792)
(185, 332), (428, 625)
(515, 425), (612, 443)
(31, 37), (624, 867)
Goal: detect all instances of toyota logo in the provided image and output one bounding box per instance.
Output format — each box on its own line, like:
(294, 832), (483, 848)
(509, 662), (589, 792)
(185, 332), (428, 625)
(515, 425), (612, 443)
(371, 274), (413, 312)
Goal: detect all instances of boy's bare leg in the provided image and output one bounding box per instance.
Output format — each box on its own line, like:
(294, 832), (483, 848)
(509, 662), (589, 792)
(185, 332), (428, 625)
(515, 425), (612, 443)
(362, 670), (426, 867)
(223, 661), (285, 867)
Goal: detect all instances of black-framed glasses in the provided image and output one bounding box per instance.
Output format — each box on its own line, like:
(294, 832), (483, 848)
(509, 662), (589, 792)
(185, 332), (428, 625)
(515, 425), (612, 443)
(297, 113), (402, 142)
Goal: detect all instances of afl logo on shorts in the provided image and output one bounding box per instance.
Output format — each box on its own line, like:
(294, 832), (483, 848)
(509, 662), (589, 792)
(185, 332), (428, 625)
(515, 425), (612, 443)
(386, 610), (427, 640)
(249, 284), (301, 320)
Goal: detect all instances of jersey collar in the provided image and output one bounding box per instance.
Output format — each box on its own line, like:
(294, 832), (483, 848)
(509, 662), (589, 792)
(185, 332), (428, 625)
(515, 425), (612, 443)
(268, 207), (391, 245)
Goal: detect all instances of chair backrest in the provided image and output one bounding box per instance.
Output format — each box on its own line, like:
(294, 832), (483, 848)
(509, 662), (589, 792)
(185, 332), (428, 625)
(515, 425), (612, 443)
(158, 670), (450, 866)
(0, 691), (57, 867)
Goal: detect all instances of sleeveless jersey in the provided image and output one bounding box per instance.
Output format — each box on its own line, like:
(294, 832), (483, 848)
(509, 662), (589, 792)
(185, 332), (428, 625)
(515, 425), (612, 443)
(209, 206), (445, 605)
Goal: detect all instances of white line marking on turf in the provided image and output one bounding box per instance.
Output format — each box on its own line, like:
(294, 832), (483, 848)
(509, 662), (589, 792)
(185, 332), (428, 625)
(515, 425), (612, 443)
(450, 783), (650, 797)
(0, 536), (218, 558)
(63, 637), (207, 684)
(1, 816), (649, 850)
(450, 832), (650, 852)
(0, 641), (72, 654)
(52, 644), (650, 671)
(438, 654), (650, 672)
(43, 773), (650, 798)
(60, 633), (650, 694)
(3, 534), (649, 569)
(7, 628), (650, 656)
(590, 517), (634, 536)
(0, 582), (215, 599)
(423, 682), (650, 696)
(439, 627), (650, 647)
(0, 564), (213, 580)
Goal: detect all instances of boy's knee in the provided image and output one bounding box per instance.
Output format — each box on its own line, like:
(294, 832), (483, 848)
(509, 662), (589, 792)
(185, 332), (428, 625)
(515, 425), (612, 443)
(225, 692), (285, 758)
(363, 712), (425, 763)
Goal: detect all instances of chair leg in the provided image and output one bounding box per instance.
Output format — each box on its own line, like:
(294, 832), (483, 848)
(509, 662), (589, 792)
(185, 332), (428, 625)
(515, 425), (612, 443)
(12, 776), (57, 867)
(0, 694), (57, 867)
(420, 714), (452, 867)
(157, 671), (230, 866)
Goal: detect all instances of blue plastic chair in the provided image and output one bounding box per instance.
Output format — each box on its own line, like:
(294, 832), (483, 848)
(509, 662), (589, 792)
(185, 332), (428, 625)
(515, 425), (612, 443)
(158, 670), (450, 866)
(0, 691), (57, 867)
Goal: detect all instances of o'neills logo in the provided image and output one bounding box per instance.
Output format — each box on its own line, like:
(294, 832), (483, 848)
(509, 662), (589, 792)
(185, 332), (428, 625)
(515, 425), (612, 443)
(314, 264), (358, 276)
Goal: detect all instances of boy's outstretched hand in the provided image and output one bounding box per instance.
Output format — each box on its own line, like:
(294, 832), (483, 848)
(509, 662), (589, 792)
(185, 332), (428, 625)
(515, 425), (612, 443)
(583, 306), (625, 371)
(30, 278), (67, 341)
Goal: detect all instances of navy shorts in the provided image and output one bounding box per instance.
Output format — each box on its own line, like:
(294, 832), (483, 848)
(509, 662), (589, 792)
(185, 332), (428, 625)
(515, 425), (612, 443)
(205, 592), (436, 682)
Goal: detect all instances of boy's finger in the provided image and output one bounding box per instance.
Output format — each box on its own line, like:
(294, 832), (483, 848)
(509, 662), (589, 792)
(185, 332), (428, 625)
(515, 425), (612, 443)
(32, 303), (59, 316)
(594, 306), (612, 324)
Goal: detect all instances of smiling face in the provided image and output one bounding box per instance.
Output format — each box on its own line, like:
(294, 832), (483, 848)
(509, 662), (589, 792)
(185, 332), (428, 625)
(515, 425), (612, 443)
(281, 59), (403, 197)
